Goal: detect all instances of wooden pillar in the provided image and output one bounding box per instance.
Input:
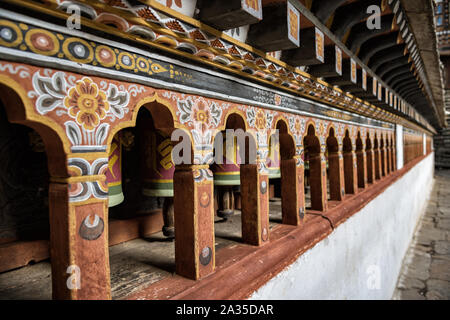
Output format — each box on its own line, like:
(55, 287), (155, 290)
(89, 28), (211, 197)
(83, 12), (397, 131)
(374, 147), (381, 180)
(281, 155), (305, 225)
(173, 164), (215, 280)
(50, 156), (111, 300)
(328, 151), (345, 201)
(356, 148), (367, 188)
(381, 146), (386, 177)
(385, 146), (391, 175)
(391, 145), (396, 171)
(241, 162), (270, 245)
(344, 150), (358, 194)
(366, 149), (375, 184)
(309, 152), (328, 211)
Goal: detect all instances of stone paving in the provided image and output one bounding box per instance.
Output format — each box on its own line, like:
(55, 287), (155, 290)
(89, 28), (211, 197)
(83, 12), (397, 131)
(393, 170), (450, 300)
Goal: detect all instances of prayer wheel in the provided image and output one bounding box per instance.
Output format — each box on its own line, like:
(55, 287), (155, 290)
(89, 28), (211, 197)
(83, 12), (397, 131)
(212, 133), (241, 219)
(106, 134), (125, 208)
(267, 135), (281, 199)
(140, 122), (175, 237)
(267, 135), (281, 180)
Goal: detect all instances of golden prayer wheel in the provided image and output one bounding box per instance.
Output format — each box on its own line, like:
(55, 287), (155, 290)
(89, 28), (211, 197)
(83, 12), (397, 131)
(140, 121), (175, 237)
(106, 134), (124, 208)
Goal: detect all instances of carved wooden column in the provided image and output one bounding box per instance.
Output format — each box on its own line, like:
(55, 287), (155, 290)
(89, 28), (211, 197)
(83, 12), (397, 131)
(50, 155), (111, 300)
(281, 151), (305, 225)
(241, 156), (270, 245)
(344, 148), (358, 194)
(356, 145), (367, 188)
(173, 164), (215, 280)
(309, 150), (328, 211)
(328, 147), (345, 201)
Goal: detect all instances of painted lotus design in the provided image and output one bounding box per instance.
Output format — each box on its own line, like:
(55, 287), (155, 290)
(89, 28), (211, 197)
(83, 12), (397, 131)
(192, 98), (211, 130)
(64, 78), (110, 131)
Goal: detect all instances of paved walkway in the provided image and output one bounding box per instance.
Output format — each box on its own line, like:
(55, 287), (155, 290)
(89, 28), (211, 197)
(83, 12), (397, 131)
(393, 170), (450, 300)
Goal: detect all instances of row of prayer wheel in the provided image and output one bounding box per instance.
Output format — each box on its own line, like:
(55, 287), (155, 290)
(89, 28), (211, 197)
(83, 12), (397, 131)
(105, 131), (283, 236)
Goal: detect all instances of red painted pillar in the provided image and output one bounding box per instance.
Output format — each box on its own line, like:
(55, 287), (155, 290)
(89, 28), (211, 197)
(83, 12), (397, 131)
(309, 151), (328, 211)
(344, 149), (358, 194)
(174, 164), (215, 280)
(356, 147), (367, 188)
(241, 160), (270, 245)
(374, 148), (381, 180)
(385, 146), (391, 175)
(381, 146), (387, 177)
(50, 155), (111, 300)
(366, 149), (375, 184)
(391, 145), (396, 171)
(281, 154), (305, 225)
(328, 150), (345, 201)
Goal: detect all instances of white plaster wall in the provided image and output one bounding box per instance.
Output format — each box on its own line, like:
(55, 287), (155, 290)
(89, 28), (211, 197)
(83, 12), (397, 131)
(250, 154), (434, 300)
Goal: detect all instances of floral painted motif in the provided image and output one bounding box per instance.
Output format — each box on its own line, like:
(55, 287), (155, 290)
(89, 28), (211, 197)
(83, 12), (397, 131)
(29, 71), (132, 151)
(177, 96), (223, 129)
(64, 78), (110, 131)
(289, 115), (306, 146)
(255, 110), (267, 130)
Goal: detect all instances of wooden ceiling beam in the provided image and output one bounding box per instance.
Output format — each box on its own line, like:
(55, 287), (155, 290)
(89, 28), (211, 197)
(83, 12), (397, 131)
(310, 0), (348, 24)
(247, 1), (300, 51)
(346, 14), (396, 53)
(368, 44), (405, 70)
(330, 0), (383, 40)
(197, 0), (263, 30)
(281, 26), (325, 66)
(358, 32), (400, 63)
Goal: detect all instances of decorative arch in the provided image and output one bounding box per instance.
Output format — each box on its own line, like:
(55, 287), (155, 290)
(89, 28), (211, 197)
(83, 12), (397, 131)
(0, 78), (68, 177)
(108, 92), (181, 150)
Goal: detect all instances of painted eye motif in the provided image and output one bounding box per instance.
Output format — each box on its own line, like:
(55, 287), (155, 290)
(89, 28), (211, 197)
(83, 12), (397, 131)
(79, 214), (104, 241)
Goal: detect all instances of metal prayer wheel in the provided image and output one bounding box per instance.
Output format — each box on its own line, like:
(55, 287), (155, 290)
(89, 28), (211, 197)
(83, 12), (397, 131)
(106, 134), (125, 208)
(140, 123), (175, 237)
(212, 134), (241, 219)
